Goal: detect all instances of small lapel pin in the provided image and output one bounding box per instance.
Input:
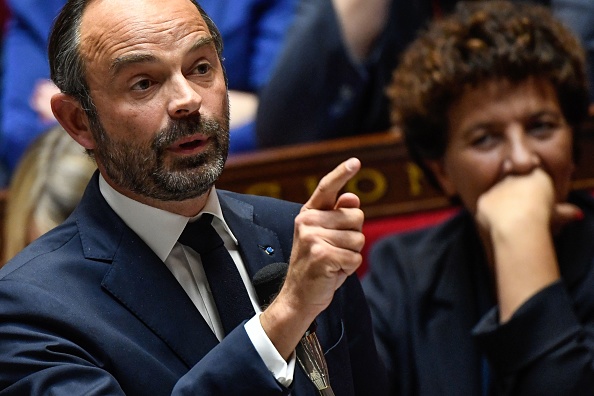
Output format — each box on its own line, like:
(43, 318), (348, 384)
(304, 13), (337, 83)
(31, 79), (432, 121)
(258, 245), (275, 255)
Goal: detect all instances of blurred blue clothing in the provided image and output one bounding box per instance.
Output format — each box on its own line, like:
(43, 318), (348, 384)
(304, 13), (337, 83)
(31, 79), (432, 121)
(0, 0), (297, 180)
(201, 0), (298, 153)
(0, 0), (63, 176)
(202, 0), (297, 93)
(0, 0), (10, 186)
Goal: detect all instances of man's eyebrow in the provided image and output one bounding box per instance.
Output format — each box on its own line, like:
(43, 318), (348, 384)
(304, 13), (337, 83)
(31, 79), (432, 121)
(109, 36), (216, 78)
(110, 53), (157, 77)
(188, 36), (216, 53)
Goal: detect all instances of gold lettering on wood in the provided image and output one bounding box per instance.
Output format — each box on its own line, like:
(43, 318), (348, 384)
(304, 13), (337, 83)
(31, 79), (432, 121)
(245, 182), (282, 198)
(406, 162), (424, 196)
(347, 167), (387, 204)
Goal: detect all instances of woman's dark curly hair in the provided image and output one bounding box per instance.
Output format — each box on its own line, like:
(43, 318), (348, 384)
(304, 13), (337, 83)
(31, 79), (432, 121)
(388, 0), (589, 188)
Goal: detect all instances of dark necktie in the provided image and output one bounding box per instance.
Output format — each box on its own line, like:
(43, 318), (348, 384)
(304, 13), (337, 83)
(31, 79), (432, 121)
(179, 213), (255, 335)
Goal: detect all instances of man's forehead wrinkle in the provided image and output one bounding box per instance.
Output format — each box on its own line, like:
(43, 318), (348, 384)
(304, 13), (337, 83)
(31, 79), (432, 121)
(82, 17), (207, 59)
(82, 1), (204, 40)
(79, 13), (137, 64)
(77, 0), (214, 91)
(82, 24), (179, 70)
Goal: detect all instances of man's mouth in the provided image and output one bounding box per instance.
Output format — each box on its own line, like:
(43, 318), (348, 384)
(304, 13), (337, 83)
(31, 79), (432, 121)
(169, 135), (209, 154)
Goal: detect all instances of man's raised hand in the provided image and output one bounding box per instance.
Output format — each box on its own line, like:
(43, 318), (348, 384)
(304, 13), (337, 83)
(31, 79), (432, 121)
(260, 158), (365, 359)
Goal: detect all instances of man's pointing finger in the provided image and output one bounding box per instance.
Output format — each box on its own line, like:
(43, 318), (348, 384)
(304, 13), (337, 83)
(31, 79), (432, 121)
(303, 157), (361, 211)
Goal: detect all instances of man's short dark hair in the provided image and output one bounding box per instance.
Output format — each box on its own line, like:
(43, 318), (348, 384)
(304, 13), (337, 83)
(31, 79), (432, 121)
(48, 0), (225, 121)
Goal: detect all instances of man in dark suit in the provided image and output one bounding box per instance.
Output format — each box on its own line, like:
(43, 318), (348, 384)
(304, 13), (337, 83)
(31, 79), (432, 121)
(0, 0), (387, 394)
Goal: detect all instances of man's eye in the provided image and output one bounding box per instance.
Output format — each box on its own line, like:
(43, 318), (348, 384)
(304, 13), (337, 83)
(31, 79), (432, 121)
(194, 63), (211, 75)
(131, 79), (154, 91)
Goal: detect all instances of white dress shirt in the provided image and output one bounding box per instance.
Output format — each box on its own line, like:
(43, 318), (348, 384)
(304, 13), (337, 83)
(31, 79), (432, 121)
(98, 175), (294, 385)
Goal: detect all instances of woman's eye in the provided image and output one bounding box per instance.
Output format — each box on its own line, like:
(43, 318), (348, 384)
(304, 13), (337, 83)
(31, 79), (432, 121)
(131, 79), (154, 91)
(471, 132), (498, 149)
(528, 120), (557, 137)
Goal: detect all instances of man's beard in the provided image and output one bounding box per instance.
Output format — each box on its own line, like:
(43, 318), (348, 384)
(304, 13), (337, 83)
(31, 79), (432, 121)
(87, 111), (230, 201)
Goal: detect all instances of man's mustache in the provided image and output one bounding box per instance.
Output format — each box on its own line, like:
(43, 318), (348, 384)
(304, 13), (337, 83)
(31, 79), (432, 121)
(152, 116), (222, 151)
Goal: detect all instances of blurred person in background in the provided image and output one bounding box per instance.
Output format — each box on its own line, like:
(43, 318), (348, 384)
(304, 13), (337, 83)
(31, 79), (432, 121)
(553, 0), (594, 104)
(0, 0), (9, 186)
(0, 0), (64, 181)
(362, 1), (594, 394)
(200, 0), (298, 152)
(1, 125), (95, 265)
(256, 0), (592, 148)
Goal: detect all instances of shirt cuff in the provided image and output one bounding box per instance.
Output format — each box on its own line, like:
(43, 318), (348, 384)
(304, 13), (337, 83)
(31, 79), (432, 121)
(245, 313), (296, 387)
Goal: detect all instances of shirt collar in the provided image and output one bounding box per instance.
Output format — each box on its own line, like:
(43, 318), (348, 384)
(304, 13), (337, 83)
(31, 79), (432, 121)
(98, 174), (238, 262)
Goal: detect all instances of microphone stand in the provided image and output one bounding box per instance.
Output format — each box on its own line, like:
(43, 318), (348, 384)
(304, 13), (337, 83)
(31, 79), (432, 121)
(252, 263), (336, 396)
(296, 322), (335, 396)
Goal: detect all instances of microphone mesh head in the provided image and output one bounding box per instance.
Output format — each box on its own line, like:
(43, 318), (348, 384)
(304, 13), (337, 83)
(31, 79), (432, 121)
(252, 262), (289, 307)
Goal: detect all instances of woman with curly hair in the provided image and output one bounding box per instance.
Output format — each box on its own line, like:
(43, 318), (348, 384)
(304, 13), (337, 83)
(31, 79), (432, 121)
(363, 1), (594, 394)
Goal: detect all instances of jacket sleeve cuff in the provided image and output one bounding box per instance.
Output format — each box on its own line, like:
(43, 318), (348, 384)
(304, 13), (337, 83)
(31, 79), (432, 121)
(472, 281), (581, 374)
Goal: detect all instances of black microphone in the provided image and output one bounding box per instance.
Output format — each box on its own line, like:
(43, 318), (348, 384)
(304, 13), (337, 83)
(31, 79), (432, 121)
(253, 262), (289, 308)
(253, 263), (335, 396)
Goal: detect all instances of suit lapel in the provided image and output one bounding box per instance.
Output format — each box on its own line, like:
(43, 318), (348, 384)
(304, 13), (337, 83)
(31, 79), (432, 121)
(76, 174), (218, 368)
(415, 217), (487, 395)
(100, 191), (288, 368)
(218, 193), (289, 281)
(101, 229), (219, 368)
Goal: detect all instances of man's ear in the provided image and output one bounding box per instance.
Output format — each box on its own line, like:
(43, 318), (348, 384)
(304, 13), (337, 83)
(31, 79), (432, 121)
(425, 159), (457, 197)
(51, 92), (96, 150)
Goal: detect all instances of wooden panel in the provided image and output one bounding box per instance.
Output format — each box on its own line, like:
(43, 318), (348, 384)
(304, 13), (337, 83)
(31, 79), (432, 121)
(218, 131), (446, 219)
(218, 126), (594, 219)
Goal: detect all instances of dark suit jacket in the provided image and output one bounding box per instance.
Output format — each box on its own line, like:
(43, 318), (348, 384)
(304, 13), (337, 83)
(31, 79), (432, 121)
(0, 172), (386, 395)
(363, 191), (594, 395)
(256, 0), (416, 147)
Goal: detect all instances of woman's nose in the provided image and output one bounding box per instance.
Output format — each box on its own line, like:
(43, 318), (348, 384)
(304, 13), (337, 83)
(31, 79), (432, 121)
(502, 131), (540, 174)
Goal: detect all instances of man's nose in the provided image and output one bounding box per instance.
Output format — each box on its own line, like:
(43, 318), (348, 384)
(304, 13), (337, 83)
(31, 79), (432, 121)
(167, 75), (202, 118)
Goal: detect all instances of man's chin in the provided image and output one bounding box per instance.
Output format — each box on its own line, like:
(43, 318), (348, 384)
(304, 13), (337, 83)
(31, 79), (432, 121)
(144, 184), (212, 202)
(165, 152), (210, 171)
(149, 168), (218, 201)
